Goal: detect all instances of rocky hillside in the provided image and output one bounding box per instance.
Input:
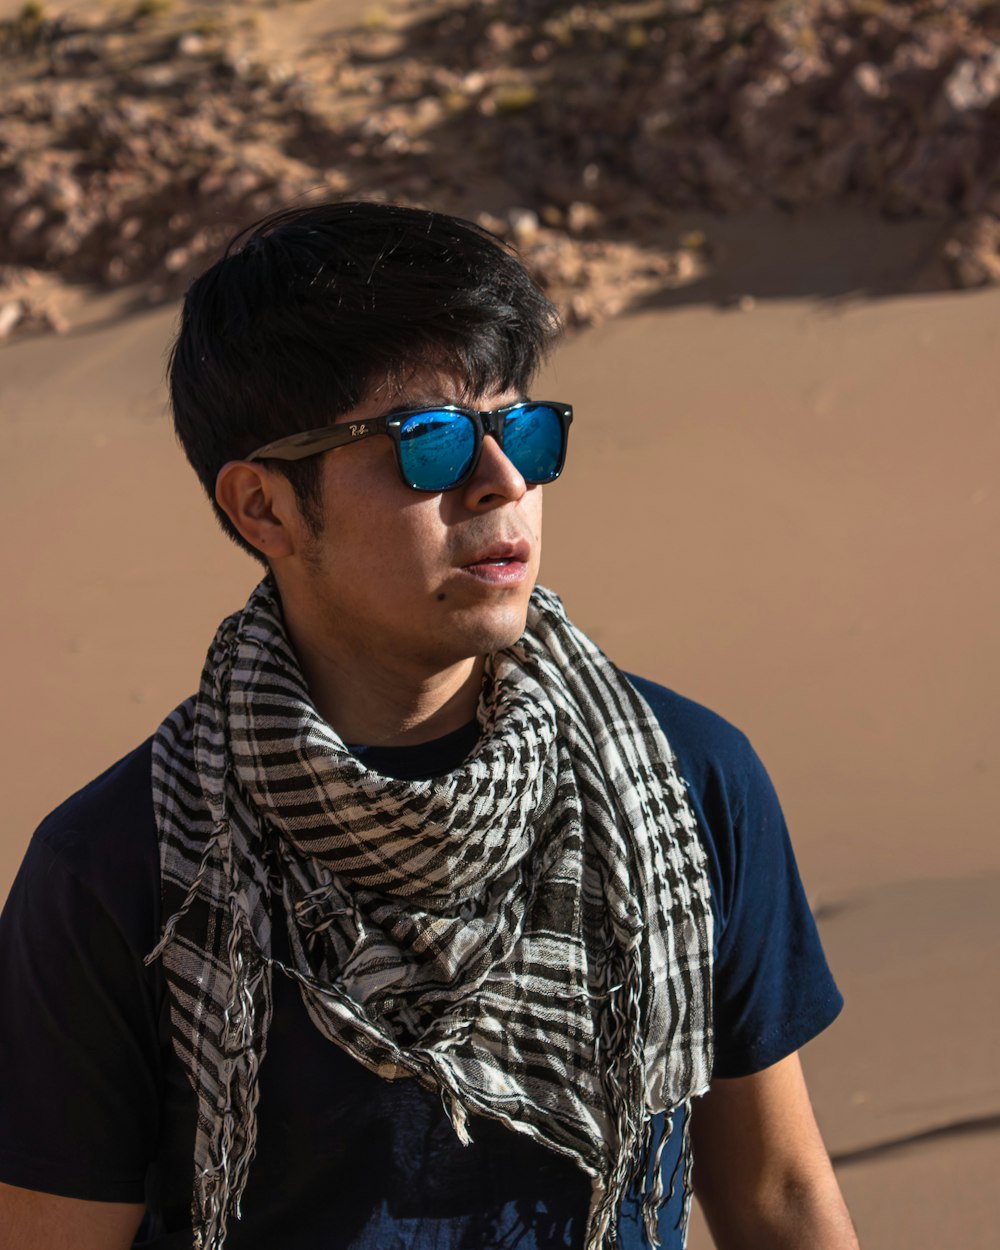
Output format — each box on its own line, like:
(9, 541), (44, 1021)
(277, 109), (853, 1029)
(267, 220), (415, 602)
(3, 0), (1000, 336)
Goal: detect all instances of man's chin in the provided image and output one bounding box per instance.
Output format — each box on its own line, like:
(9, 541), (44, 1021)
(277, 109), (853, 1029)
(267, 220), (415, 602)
(448, 600), (532, 659)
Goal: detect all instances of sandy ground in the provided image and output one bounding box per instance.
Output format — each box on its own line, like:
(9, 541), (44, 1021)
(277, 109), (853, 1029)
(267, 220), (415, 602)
(2, 213), (998, 1245)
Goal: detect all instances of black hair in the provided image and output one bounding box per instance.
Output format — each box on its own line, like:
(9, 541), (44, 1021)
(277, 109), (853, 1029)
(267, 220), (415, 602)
(168, 200), (562, 562)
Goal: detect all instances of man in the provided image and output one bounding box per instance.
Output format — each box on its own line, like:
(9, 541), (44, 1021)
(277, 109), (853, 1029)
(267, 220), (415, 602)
(0, 202), (858, 1249)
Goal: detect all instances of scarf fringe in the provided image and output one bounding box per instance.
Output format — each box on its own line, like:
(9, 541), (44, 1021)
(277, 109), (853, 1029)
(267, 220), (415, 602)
(586, 930), (647, 1249)
(152, 811), (269, 1250)
(144, 818), (228, 968)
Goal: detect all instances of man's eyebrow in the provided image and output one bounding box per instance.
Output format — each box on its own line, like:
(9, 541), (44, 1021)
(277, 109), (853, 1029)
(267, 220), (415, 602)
(389, 393), (529, 410)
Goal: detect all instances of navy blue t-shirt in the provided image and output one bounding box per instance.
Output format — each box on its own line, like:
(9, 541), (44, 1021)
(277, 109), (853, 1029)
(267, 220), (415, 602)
(0, 677), (842, 1248)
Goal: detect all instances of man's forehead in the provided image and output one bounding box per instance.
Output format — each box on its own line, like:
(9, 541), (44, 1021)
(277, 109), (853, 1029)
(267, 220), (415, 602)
(349, 371), (524, 419)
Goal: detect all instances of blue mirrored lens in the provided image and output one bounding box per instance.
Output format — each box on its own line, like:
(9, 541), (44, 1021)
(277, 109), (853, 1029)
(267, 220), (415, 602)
(398, 410), (476, 490)
(502, 404), (563, 482)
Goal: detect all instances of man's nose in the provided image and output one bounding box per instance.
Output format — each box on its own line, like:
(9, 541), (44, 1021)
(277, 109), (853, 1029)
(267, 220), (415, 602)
(461, 433), (527, 509)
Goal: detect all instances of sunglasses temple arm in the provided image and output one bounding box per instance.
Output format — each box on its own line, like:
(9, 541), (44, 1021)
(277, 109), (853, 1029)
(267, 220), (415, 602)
(246, 422), (387, 463)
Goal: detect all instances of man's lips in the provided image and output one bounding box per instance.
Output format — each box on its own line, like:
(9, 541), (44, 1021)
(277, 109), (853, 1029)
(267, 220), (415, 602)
(460, 538), (531, 569)
(458, 539), (532, 584)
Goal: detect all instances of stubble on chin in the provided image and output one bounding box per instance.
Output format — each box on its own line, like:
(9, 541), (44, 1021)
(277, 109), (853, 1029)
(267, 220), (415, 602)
(444, 591), (535, 662)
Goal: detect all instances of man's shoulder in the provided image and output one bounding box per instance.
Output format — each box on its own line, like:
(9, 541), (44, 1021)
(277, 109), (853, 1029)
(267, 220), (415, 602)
(624, 673), (758, 794)
(35, 737), (157, 854)
(19, 736), (161, 948)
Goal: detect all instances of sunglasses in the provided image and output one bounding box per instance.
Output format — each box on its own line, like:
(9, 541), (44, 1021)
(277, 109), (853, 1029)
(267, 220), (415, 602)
(245, 400), (573, 492)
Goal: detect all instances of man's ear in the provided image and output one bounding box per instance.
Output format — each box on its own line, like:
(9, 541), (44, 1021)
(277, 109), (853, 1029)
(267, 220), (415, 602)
(215, 461), (298, 559)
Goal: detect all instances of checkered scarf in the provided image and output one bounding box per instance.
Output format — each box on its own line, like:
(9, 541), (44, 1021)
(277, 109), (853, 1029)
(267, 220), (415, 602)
(148, 578), (713, 1250)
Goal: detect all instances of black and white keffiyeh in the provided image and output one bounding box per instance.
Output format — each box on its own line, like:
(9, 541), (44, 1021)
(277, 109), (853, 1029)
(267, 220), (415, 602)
(148, 578), (713, 1250)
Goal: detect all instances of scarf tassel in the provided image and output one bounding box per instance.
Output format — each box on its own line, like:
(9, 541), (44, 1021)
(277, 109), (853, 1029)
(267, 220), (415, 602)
(170, 817), (269, 1250)
(585, 931), (650, 1249)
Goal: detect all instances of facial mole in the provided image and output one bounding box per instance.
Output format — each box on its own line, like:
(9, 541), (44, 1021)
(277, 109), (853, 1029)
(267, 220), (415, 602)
(436, 592), (447, 602)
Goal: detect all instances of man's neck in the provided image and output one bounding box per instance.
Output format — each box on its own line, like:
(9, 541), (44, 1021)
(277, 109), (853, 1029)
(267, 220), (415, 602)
(286, 620), (484, 747)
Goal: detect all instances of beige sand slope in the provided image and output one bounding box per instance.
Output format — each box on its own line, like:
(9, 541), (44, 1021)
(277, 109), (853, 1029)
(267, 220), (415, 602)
(2, 244), (998, 1244)
(540, 279), (1000, 1246)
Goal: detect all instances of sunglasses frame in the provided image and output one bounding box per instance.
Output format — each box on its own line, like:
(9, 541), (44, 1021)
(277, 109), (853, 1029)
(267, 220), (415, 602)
(244, 400), (573, 492)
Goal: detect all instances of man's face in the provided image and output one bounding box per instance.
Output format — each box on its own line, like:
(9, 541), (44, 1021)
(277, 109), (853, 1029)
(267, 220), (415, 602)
(282, 377), (545, 679)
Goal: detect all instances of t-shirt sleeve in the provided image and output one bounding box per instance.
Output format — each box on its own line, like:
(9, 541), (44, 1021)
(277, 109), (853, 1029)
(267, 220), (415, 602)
(0, 832), (161, 1201)
(706, 741), (843, 1078)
